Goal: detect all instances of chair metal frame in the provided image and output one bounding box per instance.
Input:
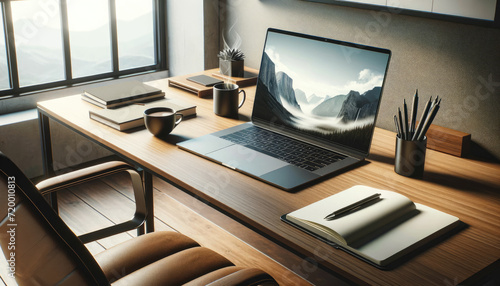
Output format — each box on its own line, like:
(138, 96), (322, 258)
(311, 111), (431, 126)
(35, 160), (147, 243)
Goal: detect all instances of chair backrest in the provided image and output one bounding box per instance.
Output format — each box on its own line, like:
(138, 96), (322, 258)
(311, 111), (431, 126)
(0, 152), (109, 286)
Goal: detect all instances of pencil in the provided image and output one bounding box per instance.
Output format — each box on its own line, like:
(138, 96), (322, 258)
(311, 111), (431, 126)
(412, 96), (432, 141)
(394, 115), (401, 138)
(417, 99), (440, 141)
(398, 107), (405, 140)
(403, 99), (409, 140)
(409, 89), (418, 138)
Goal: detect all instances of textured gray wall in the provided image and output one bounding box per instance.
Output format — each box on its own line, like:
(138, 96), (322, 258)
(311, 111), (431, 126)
(219, 0), (500, 160)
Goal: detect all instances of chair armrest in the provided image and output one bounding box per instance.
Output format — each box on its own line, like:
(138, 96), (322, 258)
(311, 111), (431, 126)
(37, 161), (138, 195)
(36, 161), (147, 243)
(207, 268), (278, 286)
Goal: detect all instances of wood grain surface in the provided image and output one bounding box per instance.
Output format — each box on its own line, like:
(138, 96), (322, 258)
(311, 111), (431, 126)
(37, 78), (500, 285)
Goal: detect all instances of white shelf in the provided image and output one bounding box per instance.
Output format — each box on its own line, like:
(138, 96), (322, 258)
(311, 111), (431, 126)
(315, 0), (497, 21)
(432, 0), (497, 20)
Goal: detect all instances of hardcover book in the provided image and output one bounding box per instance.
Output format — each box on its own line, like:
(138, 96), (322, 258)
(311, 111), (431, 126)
(282, 185), (461, 268)
(89, 98), (196, 131)
(82, 80), (164, 109)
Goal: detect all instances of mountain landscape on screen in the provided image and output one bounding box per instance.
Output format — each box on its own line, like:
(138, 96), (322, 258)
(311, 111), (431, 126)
(254, 51), (382, 151)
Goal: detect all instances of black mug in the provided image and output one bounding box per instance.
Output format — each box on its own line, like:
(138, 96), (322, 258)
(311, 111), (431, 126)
(213, 83), (246, 117)
(394, 136), (427, 178)
(144, 107), (183, 137)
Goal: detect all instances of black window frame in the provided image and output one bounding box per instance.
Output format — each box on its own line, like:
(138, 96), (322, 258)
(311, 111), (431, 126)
(0, 0), (167, 100)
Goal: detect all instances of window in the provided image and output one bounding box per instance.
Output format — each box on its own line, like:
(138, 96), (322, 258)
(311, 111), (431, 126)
(0, 11), (9, 90)
(116, 0), (155, 70)
(11, 0), (66, 87)
(67, 0), (112, 78)
(0, 0), (166, 99)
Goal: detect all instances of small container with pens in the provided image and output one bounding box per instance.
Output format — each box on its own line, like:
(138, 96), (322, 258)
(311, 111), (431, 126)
(394, 90), (441, 178)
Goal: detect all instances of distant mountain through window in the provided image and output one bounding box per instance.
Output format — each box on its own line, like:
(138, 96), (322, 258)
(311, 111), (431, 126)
(0, 0), (164, 100)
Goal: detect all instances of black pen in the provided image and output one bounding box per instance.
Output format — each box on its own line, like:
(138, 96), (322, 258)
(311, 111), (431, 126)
(324, 193), (381, 220)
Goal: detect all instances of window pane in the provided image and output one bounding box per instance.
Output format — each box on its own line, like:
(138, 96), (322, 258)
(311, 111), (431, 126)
(116, 0), (155, 70)
(67, 0), (112, 78)
(11, 0), (65, 87)
(0, 8), (10, 90)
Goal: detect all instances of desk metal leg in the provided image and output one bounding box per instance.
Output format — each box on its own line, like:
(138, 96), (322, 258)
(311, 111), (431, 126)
(38, 111), (58, 212)
(143, 171), (155, 233)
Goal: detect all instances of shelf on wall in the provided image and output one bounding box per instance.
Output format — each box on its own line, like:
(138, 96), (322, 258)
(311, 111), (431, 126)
(305, 0), (499, 27)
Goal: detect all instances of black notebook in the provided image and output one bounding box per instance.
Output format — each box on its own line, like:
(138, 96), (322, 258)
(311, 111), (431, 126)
(186, 75), (223, 87)
(282, 185), (461, 268)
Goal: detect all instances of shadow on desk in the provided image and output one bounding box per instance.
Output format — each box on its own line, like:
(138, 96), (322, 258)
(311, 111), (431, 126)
(367, 153), (497, 195)
(368, 153), (395, 165)
(155, 114), (251, 144)
(469, 141), (500, 163)
(422, 171), (498, 195)
(156, 134), (192, 145)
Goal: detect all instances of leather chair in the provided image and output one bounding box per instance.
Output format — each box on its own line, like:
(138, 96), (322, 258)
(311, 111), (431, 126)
(0, 152), (278, 285)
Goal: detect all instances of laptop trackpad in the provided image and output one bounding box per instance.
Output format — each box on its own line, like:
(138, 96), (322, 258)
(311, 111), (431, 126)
(207, 145), (288, 176)
(178, 134), (233, 155)
(261, 165), (321, 190)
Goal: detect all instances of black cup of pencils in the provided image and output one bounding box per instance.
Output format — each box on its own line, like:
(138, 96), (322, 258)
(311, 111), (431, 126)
(394, 90), (441, 178)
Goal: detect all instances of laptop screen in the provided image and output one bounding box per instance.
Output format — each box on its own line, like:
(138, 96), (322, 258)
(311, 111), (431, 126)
(252, 28), (391, 156)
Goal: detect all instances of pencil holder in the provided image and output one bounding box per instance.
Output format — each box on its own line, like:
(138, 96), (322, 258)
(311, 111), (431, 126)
(394, 136), (427, 178)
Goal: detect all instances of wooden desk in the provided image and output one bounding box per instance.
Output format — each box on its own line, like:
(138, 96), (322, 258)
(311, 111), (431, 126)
(37, 78), (500, 285)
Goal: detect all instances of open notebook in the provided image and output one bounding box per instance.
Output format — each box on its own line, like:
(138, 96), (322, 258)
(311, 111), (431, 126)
(282, 185), (461, 268)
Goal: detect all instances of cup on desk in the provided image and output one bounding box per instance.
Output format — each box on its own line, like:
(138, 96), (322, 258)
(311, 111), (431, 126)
(213, 83), (246, 117)
(394, 136), (427, 178)
(144, 107), (183, 137)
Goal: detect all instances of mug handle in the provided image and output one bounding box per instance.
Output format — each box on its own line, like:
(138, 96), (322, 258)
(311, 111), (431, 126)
(238, 89), (246, 109)
(174, 113), (183, 127)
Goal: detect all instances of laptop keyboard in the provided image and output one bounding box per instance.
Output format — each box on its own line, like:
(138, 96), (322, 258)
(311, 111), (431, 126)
(220, 127), (346, 171)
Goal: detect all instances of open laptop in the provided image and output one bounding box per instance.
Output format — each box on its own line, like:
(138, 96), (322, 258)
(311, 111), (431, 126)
(178, 28), (391, 191)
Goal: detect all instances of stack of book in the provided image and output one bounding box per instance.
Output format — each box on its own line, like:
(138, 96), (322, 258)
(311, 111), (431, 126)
(82, 80), (166, 109)
(82, 80), (196, 131)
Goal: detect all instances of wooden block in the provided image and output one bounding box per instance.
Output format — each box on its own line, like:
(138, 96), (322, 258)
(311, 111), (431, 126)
(168, 67), (258, 98)
(167, 79), (213, 98)
(425, 124), (471, 157)
(211, 67), (258, 87)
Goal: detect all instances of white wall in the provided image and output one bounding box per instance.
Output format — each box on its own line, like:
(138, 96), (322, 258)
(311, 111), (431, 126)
(167, 0), (219, 76)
